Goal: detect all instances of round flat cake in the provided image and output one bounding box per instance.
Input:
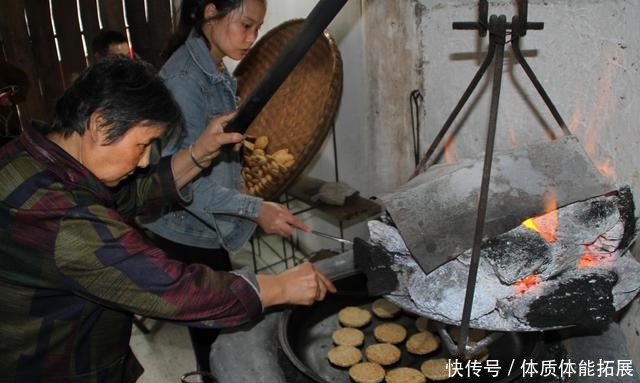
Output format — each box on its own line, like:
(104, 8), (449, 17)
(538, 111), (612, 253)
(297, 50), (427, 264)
(372, 298), (401, 319)
(421, 358), (454, 381)
(405, 331), (440, 355)
(385, 367), (426, 383)
(327, 345), (362, 367)
(348, 362), (386, 383)
(364, 343), (401, 366)
(332, 327), (365, 347)
(338, 306), (372, 328)
(373, 322), (407, 344)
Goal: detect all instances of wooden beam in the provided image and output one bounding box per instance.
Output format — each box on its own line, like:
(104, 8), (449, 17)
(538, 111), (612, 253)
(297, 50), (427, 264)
(51, 0), (87, 87)
(124, 0), (152, 64)
(98, 0), (126, 33)
(146, 0), (173, 68)
(79, 0), (102, 61)
(25, 0), (65, 116)
(0, 0), (46, 123)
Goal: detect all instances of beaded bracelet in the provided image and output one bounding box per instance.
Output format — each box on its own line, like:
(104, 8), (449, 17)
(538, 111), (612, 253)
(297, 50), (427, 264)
(189, 144), (207, 170)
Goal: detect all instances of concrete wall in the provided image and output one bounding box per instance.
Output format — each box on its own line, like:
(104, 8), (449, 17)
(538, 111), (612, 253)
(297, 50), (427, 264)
(364, 0), (640, 371)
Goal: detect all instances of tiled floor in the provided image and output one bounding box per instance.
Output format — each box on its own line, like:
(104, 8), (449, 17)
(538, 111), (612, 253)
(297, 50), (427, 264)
(130, 235), (307, 382)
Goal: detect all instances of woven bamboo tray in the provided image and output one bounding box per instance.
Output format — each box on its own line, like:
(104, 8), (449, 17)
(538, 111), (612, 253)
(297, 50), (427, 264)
(235, 19), (343, 201)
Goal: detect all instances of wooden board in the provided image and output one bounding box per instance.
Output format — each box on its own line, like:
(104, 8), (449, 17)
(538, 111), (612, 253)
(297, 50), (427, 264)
(124, 0), (153, 63)
(51, 0), (87, 87)
(25, 0), (65, 116)
(0, 0), (46, 123)
(146, 0), (173, 67)
(98, 0), (126, 33)
(79, 0), (102, 61)
(0, 0), (176, 128)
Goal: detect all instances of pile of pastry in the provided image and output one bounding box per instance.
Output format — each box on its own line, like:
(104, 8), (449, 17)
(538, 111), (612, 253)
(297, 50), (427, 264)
(241, 136), (295, 197)
(327, 298), (488, 383)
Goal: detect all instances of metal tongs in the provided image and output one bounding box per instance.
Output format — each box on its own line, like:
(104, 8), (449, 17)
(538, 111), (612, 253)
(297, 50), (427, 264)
(308, 230), (353, 246)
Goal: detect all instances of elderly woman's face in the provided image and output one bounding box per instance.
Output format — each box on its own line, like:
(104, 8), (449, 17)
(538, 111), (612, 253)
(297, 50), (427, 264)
(86, 121), (165, 187)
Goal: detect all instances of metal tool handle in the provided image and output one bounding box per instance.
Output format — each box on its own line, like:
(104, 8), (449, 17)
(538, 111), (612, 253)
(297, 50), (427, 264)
(309, 230), (353, 245)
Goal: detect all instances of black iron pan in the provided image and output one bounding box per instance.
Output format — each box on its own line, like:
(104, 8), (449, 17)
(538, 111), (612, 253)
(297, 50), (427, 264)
(279, 270), (543, 383)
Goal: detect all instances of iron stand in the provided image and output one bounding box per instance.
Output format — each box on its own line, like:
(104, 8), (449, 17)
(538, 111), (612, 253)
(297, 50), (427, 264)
(411, 0), (571, 358)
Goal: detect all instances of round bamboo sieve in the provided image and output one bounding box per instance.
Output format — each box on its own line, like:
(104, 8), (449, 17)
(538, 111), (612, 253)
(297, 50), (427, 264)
(234, 19), (343, 201)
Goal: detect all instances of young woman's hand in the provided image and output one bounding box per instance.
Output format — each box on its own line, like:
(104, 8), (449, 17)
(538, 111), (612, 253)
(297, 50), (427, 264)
(255, 201), (310, 237)
(191, 112), (243, 167)
(256, 262), (337, 306)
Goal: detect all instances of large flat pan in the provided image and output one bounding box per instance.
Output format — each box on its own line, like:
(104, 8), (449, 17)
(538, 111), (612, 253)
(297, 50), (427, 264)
(279, 271), (542, 383)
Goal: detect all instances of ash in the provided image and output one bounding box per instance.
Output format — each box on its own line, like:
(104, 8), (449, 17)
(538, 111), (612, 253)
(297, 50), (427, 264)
(372, 190), (640, 331)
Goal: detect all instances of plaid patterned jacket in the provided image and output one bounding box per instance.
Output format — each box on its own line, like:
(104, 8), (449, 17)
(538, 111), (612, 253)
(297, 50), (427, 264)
(0, 126), (262, 382)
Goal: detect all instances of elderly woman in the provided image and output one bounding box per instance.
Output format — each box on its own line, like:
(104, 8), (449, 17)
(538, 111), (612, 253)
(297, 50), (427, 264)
(0, 57), (334, 382)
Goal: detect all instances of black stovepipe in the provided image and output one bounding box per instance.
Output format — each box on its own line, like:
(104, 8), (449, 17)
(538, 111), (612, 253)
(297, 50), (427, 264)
(224, 0), (348, 134)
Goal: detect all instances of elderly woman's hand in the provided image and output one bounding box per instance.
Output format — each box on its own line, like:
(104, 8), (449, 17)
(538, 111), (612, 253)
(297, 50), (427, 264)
(190, 112), (244, 167)
(256, 262), (337, 307)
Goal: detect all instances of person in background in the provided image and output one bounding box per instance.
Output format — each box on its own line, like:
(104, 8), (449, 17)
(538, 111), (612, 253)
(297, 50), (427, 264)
(70, 29), (133, 85)
(0, 57), (335, 383)
(140, 0), (307, 375)
(92, 29), (132, 62)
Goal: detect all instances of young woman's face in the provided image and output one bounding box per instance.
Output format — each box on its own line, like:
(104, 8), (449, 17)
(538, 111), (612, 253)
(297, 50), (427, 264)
(85, 120), (165, 187)
(206, 0), (266, 62)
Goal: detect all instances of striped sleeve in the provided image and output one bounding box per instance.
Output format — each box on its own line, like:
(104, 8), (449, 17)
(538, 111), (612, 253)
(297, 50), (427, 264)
(53, 203), (262, 327)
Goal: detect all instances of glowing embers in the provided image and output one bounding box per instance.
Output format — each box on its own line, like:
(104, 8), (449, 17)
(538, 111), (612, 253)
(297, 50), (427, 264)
(514, 274), (541, 295)
(522, 192), (558, 243)
(578, 244), (616, 269)
(378, 187), (640, 331)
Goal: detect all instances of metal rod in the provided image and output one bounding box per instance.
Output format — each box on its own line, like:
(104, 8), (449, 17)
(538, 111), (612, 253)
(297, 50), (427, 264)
(511, 30), (571, 136)
(224, 0), (348, 134)
(411, 40), (497, 178)
(458, 14), (507, 357)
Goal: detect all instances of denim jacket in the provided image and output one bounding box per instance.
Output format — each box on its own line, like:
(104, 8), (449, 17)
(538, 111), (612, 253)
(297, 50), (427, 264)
(143, 29), (262, 252)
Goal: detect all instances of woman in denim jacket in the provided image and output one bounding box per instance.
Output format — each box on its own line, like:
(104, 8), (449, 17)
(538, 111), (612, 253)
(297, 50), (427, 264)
(142, 0), (316, 374)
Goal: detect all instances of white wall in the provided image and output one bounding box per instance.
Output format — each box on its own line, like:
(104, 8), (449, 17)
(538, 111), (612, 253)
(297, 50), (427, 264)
(364, 0), (640, 369)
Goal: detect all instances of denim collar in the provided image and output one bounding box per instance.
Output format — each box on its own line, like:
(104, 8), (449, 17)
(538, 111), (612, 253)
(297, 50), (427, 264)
(185, 28), (224, 80)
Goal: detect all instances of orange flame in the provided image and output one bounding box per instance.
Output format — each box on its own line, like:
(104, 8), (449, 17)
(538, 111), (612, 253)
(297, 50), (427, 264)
(515, 274), (540, 294)
(567, 52), (618, 180)
(509, 128), (518, 148)
(522, 191), (558, 243)
(443, 134), (457, 164)
(596, 158), (616, 179)
(577, 244), (614, 268)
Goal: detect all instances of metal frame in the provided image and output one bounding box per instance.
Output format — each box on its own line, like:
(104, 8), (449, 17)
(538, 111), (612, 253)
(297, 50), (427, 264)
(412, 0), (570, 357)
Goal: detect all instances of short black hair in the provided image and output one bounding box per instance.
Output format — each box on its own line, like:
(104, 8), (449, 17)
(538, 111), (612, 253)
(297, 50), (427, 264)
(51, 57), (182, 144)
(162, 0), (263, 60)
(92, 29), (128, 59)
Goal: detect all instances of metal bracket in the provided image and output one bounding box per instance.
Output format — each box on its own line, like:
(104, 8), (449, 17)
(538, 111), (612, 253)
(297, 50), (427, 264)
(408, 0), (571, 357)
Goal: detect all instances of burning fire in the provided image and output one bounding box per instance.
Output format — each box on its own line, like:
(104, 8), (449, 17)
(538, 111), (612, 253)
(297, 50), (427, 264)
(443, 134), (458, 164)
(515, 274), (540, 295)
(567, 52), (618, 180)
(522, 191), (558, 243)
(577, 244), (614, 269)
